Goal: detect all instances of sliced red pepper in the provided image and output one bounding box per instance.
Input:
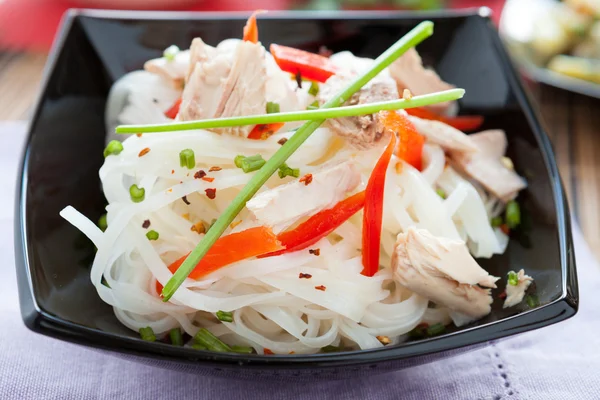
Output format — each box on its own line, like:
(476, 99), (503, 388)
(164, 98), (182, 119)
(243, 10), (266, 43)
(362, 132), (397, 277)
(247, 122), (285, 140)
(261, 191), (366, 257)
(384, 111), (425, 171)
(405, 107), (484, 132)
(270, 44), (339, 83)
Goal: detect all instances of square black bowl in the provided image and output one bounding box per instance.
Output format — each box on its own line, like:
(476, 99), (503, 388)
(14, 8), (578, 379)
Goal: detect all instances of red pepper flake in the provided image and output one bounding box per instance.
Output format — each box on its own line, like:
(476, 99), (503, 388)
(205, 188), (217, 199)
(498, 290), (507, 300)
(138, 147), (151, 157)
(500, 224), (510, 235)
(171, 169), (175, 174)
(191, 222), (205, 234)
(201, 176), (215, 183)
(299, 173), (313, 186)
(209, 166), (222, 172)
(136, 133), (142, 138)
(263, 348), (274, 355)
(309, 248), (320, 256)
(194, 170), (207, 179)
(142, 220), (150, 229)
(314, 285), (326, 291)
(289, 351), (295, 355)
(167, 189), (173, 193)
(299, 273), (312, 279)
(277, 137), (288, 146)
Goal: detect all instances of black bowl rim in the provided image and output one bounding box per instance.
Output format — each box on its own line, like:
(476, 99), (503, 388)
(14, 7), (578, 369)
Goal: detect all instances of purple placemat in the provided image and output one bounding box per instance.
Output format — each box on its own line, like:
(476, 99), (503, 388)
(2, 121), (597, 400)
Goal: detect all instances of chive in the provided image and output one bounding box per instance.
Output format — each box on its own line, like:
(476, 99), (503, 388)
(129, 184), (145, 203)
(426, 323), (446, 337)
(525, 294), (540, 308)
(103, 140), (123, 157)
(231, 345), (254, 354)
(146, 230), (159, 241)
(436, 188), (446, 199)
(216, 310), (233, 322)
(161, 22), (439, 301)
(139, 327), (156, 342)
(163, 45), (180, 61)
(505, 200), (521, 229)
(491, 216), (503, 228)
(234, 155), (245, 168)
(239, 155), (266, 173)
(278, 162), (300, 179)
(169, 328), (183, 346)
(193, 328), (232, 352)
(321, 345), (342, 353)
(115, 92), (465, 134)
(507, 270), (519, 286)
(179, 149), (195, 170)
(98, 214), (108, 232)
(266, 101), (280, 114)
(308, 81), (319, 96)
(192, 343), (207, 350)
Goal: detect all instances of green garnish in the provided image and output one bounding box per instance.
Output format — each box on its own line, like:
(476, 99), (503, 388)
(426, 323), (446, 337)
(160, 21), (446, 301)
(308, 81), (319, 96)
(103, 140), (123, 157)
(98, 214), (108, 232)
(163, 45), (180, 61)
(525, 294), (540, 308)
(115, 92), (464, 134)
(231, 345), (254, 354)
(193, 328), (232, 352)
(266, 101), (280, 114)
(505, 200), (521, 229)
(321, 345), (342, 353)
(408, 324), (427, 339)
(146, 230), (159, 241)
(507, 271), (519, 286)
(129, 184), (145, 203)
(235, 154), (266, 173)
(139, 327), (156, 342)
(278, 162), (300, 179)
(216, 310), (233, 322)
(491, 216), (503, 228)
(192, 343), (207, 350)
(436, 188), (446, 199)
(179, 149), (196, 170)
(169, 328), (183, 346)
(307, 100), (320, 110)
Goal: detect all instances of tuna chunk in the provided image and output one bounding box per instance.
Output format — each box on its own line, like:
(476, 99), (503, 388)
(318, 74), (399, 150)
(144, 50), (191, 89)
(389, 48), (455, 113)
(392, 227), (499, 320)
(503, 269), (533, 308)
(246, 161), (361, 232)
(408, 116), (478, 153)
(450, 130), (527, 202)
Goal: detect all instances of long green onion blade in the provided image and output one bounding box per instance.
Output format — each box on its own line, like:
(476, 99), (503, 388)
(161, 21), (436, 301)
(116, 90), (462, 134)
(193, 328), (232, 352)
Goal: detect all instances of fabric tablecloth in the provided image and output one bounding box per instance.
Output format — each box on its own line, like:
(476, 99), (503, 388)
(1, 121), (599, 400)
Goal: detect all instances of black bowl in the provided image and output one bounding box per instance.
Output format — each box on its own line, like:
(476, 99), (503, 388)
(14, 8), (578, 379)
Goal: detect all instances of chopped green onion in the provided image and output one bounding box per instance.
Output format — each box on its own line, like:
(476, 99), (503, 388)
(231, 345), (254, 354)
(266, 101), (280, 114)
(98, 214), (108, 232)
(491, 216), (503, 228)
(525, 294), (540, 308)
(234, 155), (245, 168)
(408, 324), (428, 339)
(169, 328), (183, 346)
(278, 162), (300, 179)
(426, 323), (446, 337)
(507, 270), (519, 286)
(101, 276), (111, 288)
(436, 188), (446, 199)
(235, 155), (266, 173)
(129, 184), (145, 203)
(139, 327), (156, 342)
(160, 21), (439, 301)
(306, 100), (319, 110)
(103, 140), (123, 157)
(193, 328), (232, 352)
(216, 310), (233, 322)
(192, 343), (207, 350)
(146, 230), (159, 241)
(321, 345), (342, 353)
(308, 81), (319, 96)
(163, 45), (180, 61)
(505, 200), (521, 229)
(179, 149), (196, 170)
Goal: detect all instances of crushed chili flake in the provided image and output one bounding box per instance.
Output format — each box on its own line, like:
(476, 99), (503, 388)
(263, 348), (275, 355)
(498, 290), (507, 300)
(377, 335), (391, 345)
(136, 133), (142, 137)
(201, 176), (215, 182)
(314, 285), (326, 291)
(299, 273), (312, 279)
(167, 189), (173, 193)
(194, 170), (206, 179)
(205, 188), (217, 199)
(171, 169), (175, 174)
(182, 195), (191, 205)
(277, 137), (288, 146)
(230, 220), (242, 229)
(142, 220), (151, 229)
(299, 173), (313, 186)
(395, 162), (403, 174)
(289, 351), (295, 355)
(500, 224), (510, 235)
(191, 221), (205, 234)
(309, 248), (321, 256)
(138, 147), (151, 157)
(209, 166), (222, 172)
(181, 213), (190, 221)
(402, 88), (413, 100)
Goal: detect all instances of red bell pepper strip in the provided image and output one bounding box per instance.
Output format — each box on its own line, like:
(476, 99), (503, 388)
(247, 122), (285, 140)
(164, 98), (182, 120)
(243, 10), (266, 43)
(261, 191), (366, 258)
(386, 111), (425, 171)
(270, 44), (339, 83)
(361, 131), (397, 277)
(405, 107), (484, 132)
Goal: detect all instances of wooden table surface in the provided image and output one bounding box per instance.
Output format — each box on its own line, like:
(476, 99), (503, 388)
(2, 51), (600, 258)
